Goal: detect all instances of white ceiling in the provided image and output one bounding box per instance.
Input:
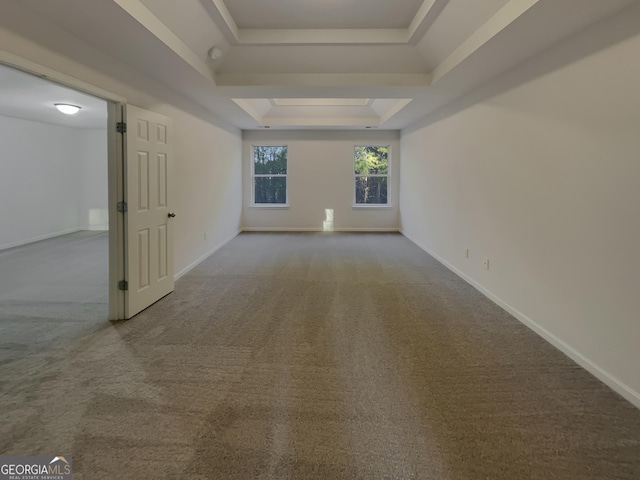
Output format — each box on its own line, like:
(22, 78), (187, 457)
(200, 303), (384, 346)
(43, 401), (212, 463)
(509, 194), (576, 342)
(6, 0), (639, 130)
(0, 64), (107, 129)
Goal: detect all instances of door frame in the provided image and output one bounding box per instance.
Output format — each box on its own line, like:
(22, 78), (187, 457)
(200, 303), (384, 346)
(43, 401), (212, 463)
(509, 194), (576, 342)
(108, 102), (126, 320)
(0, 52), (128, 320)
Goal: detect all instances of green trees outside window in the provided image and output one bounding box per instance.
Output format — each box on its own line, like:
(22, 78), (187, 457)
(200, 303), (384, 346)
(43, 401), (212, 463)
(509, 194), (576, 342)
(253, 145), (287, 204)
(354, 146), (389, 205)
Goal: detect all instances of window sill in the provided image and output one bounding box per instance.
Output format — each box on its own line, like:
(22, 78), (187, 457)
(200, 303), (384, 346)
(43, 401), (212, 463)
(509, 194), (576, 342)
(352, 204), (393, 209)
(249, 204), (290, 209)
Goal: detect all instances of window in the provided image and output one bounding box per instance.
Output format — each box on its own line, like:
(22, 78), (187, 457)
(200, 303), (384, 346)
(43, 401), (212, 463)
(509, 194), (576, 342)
(252, 145), (288, 205)
(354, 146), (389, 205)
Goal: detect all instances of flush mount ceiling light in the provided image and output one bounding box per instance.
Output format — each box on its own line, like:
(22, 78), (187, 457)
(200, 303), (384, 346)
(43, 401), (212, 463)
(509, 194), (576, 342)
(54, 103), (81, 115)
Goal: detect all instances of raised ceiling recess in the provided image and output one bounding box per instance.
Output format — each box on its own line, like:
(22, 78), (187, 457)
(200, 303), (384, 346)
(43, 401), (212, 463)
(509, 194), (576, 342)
(232, 98), (413, 128)
(208, 0), (447, 45)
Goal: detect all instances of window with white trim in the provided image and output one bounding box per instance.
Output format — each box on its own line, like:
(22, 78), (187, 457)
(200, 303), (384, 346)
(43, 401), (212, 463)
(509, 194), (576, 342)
(252, 145), (288, 205)
(354, 146), (389, 205)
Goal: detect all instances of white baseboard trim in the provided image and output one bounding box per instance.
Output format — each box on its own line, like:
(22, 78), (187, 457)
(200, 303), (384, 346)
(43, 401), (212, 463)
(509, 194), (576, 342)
(174, 230), (241, 281)
(242, 227), (321, 232)
(241, 227), (401, 233)
(402, 230), (640, 410)
(335, 228), (400, 232)
(0, 228), (81, 251)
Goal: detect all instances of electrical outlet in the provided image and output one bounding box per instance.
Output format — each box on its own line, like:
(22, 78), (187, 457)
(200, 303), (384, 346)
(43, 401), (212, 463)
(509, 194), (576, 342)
(204, 232), (207, 241)
(484, 258), (490, 270)
(465, 248), (469, 259)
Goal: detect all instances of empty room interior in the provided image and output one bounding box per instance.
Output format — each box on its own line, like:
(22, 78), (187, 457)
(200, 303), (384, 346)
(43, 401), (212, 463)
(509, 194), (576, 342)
(0, 0), (639, 479)
(0, 64), (110, 360)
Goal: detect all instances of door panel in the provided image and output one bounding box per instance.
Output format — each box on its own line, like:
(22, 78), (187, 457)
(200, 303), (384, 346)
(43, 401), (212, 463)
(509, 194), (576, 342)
(125, 105), (174, 318)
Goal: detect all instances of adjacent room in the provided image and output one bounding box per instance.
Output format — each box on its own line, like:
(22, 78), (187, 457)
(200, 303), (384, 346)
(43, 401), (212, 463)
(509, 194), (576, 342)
(0, 64), (109, 362)
(0, 0), (639, 478)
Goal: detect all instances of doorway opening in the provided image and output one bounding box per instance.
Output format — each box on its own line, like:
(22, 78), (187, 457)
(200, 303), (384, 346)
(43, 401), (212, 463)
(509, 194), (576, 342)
(0, 62), (116, 361)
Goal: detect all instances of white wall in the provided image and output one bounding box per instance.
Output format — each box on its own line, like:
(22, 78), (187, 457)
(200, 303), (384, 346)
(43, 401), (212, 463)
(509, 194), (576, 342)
(243, 130), (400, 231)
(0, 115), (82, 249)
(0, 3), (242, 275)
(400, 32), (640, 406)
(0, 115), (109, 249)
(172, 110), (242, 276)
(78, 128), (108, 231)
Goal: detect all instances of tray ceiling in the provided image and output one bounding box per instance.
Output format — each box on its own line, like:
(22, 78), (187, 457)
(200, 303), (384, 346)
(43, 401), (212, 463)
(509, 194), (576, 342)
(8, 0), (640, 130)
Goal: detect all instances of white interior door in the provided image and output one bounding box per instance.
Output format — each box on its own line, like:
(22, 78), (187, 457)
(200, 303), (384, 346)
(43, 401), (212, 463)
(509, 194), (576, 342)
(124, 105), (174, 318)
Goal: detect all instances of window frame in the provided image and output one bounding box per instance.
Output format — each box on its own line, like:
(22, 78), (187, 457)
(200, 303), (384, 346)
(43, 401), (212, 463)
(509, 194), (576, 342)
(251, 144), (289, 208)
(353, 144), (391, 208)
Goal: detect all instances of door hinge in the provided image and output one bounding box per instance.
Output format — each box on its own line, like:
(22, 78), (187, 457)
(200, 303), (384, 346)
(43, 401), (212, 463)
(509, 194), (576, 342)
(118, 280), (128, 291)
(116, 122), (127, 134)
(117, 201), (128, 213)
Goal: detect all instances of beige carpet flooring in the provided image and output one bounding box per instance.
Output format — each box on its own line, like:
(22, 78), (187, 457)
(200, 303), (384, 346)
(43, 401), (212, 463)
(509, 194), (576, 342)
(0, 231), (108, 364)
(1, 232), (639, 479)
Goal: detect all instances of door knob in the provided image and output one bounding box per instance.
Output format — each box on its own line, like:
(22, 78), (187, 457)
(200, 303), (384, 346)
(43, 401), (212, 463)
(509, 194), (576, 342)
(168, 212), (176, 218)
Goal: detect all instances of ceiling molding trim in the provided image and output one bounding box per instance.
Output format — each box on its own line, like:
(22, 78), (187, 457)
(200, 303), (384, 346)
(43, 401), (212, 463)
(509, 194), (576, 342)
(432, 0), (540, 83)
(216, 73), (432, 87)
(231, 98), (264, 124)
(207, 0), (241, 44)
(237, 28), (409, 46)
(112, 0), (216, 83)
(263, 117), (382, 127)
(407, 0), (450, 45)
(229, 104), (384, 129)
(231, 98), (414, 128)
(272, 98), (372, 107)
(378, 99), (414, 124)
